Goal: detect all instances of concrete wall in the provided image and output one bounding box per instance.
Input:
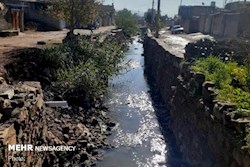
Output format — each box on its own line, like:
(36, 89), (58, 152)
(211, 13), (225, 36)
(182, 19), (191, 33)
(143, 36), (250, 167)
(207, 12), (240, 38)
(0, 15), (9, 30)
(223, 13), (240, 37)
(199, 15), (206, 33)
(25, 10), (65, 30)
(0, 5), (11, 31)
(239, 13), (250, 38)
(179, 3), (250, 38)
(204, 16), (212, 34)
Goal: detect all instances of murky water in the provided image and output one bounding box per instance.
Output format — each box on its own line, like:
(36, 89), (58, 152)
(96, 38), (188, 167)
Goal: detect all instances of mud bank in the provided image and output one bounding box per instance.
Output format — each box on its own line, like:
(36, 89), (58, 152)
(143, 35), (250, 167)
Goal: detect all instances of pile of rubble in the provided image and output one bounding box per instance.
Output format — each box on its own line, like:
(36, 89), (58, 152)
(0, 77), (114, 167)
(185, 38), (250, 64)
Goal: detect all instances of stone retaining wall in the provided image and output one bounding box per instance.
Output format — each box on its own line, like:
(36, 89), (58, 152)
(0, 78), (48, 166)
(0, 75), (109, 166)
(143, 36), (250, 167)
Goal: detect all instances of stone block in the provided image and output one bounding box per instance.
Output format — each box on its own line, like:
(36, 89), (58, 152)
(213, 102), (235, 122)
(36, 95), (44, 111)
(20, 84), (37, 96)
(0, 98), (11, 109)
(0, 124), (16, 145)
(19, 107), (29, 123)
(203, 86), (217, 102)
(23, 82), (42, 91)
(0, 77), (6, 85)
(194, 72), (206, 86)
(203, 81), (215, 89)
(0, 89), (14, 99)
(230, 118), (250, 134)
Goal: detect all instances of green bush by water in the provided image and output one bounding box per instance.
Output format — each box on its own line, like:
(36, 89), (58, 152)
(41, 35), (125, 100)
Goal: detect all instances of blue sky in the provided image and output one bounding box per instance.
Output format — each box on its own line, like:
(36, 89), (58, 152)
(103, 0), (224, 17)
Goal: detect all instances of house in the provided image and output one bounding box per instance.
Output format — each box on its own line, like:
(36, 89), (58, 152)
(0, 2), (10, 31)
(178, 1), (250, 39)
(178, 3), (217, 33)
(0, 1), (27, 33)
(98, 4), (115, 26)
(20, 0), (66, 30)
(2, 0), (65, 31)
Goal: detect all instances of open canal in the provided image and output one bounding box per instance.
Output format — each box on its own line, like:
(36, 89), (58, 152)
(96, 38), (188, 167)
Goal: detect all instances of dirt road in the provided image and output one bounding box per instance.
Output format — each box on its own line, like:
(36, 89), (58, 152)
(154, 30), (214, 58)
(0, 26), (115, 75)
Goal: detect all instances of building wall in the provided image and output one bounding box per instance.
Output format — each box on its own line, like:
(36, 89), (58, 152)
(178, 5), (215, 33)
(0, 16), (10, 30)
(238, 13), (250, 38)
(211, 13), (224, 36)
(223, 13), (239, 37)
(181, 19), (190, 33)
(24, 2), (65, 30)
(179, 6), (215, 20)
(0, 7), (10, 31)
(99, 4), (115, 27)
(199, 15), (206, 32)
(204, 16), (212, 34)
(178, 2), (250, 39)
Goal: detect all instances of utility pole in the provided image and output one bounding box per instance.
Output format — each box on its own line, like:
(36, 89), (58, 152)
(156, 0), (161, 38)
(151, 0), (155, 27)
(224, 0), (227, 7)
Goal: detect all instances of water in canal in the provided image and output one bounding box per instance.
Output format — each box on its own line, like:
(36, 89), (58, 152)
(96, 38), (188, 167)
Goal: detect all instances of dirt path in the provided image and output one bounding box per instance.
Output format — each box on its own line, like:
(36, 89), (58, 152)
(0, 26), (115, 76)
(154, 30), (214, 58)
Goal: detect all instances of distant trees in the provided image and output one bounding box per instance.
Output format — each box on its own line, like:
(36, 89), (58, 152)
(46, 0), (101, 33)
(115, 9), (138, 36)
(144, 8), (157, 27)
(144, 8), (169, 30)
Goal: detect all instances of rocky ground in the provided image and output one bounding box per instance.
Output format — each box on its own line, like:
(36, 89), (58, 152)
(0, 79), (116, 167)
(0, 28), (122, 167)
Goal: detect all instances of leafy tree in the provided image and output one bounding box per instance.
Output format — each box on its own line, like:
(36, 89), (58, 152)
(46, 0), (101, 33)
(144, 9), (168, 30)
(144, 9), (157, 25)
(115, 9), (138, 36)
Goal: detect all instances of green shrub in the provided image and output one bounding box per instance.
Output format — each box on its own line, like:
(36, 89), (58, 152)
(42, 35), (125, 100)
(192, 56), (250, 110)
(218, 85), (250, 110)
